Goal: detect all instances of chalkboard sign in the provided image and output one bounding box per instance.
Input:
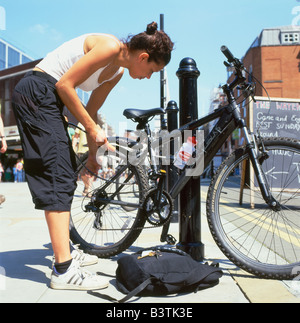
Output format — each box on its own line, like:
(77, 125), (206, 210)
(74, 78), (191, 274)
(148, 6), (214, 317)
(244, 97), (300, 195)
(251, 97), (300, 139)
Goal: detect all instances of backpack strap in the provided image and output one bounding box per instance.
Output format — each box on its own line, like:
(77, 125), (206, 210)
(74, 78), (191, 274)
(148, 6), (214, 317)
(87, 290), (119, 302)
(88, 277), (158, 303)
(118, 277), (157, 303)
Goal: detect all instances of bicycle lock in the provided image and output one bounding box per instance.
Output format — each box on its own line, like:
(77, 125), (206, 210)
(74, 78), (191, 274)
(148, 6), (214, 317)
(175, 58), (204, 261)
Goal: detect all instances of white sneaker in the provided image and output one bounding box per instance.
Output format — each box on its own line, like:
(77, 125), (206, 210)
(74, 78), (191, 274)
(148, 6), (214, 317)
(71, 246), (98, 267)
(50, 259), (109, 291)
(52, 245), (98, 268)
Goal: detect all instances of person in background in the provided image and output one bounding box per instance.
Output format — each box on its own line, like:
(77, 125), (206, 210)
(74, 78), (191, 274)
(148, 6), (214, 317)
(72, 122), (93, 196)
(65, 115), (75, 141)
(12, 21), (174, 291)
(16, 159), (24, 182)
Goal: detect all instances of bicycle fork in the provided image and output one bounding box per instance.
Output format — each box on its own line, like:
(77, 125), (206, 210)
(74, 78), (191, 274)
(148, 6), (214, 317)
(241, 124), (281, 211)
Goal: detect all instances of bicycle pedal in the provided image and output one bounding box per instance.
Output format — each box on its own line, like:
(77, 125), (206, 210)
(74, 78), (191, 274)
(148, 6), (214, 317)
(165, 234), (177, 245)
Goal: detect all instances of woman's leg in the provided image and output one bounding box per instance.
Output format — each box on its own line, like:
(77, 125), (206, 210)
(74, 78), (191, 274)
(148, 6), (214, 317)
(46, 209), (109, 290)
(45, 210), (72, 264)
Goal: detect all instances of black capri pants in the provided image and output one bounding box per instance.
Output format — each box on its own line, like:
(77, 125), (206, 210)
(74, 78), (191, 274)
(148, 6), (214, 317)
(12, 71), (77, 211)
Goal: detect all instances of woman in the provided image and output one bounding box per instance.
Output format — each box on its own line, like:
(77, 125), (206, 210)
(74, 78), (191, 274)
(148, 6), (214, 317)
(12, 22), (174, 291)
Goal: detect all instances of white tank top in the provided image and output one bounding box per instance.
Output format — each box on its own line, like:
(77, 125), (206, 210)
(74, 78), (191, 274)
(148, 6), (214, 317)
(36, 33), (123, 92)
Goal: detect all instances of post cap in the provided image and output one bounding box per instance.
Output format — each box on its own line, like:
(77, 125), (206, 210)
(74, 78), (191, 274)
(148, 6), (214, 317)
(166, 100), (179, 112)
(176, 57), (200, 79)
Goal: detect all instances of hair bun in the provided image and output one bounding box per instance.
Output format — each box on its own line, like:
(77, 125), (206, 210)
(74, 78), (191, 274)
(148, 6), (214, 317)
(146, 22), (158, 35)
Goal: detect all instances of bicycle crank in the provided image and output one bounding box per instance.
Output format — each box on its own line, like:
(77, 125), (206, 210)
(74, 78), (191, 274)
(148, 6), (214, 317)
(142, 188), (173, 226)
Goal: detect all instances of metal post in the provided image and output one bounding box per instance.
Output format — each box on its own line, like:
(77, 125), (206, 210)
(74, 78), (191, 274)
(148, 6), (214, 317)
(176, 58), (204, 261)
(159, 13), (168, 190)
(159, 14), (168, 130)
(166, 100), (179, 223)
(160, 101), (179, 244)
(160, 14), (166, 116)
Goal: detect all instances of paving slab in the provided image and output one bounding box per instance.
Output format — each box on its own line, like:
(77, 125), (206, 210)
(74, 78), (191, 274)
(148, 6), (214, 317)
(0, 182), (299, 305)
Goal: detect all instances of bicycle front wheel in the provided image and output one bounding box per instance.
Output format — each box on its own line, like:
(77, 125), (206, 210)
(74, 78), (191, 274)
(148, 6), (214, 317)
(69, 150), (149, 258)
(207, 137), (300, 279)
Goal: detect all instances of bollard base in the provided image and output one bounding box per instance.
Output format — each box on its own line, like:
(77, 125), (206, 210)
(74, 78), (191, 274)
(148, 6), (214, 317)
(176, 242), (205, 262)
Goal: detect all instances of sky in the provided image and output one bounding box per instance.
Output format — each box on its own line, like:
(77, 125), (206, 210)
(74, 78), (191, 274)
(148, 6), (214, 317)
(0, 0), (299, 134)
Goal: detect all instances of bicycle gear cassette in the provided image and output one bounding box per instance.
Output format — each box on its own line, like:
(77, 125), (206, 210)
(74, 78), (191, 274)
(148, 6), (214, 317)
(142, 188), (173, 226)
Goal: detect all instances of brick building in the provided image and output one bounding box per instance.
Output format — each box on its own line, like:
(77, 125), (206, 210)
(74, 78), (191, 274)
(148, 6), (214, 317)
(209, 25), (300, 169)
(241, 25), (300, 99)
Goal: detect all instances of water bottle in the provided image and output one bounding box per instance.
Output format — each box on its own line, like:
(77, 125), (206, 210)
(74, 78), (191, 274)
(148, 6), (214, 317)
(174, 136), (197, 170)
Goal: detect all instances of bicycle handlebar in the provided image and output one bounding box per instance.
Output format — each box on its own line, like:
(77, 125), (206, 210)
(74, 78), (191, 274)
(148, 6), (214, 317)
(220, 45), (256, 102)
(221, 45), (235, 63)
(221, 45), (244, 70)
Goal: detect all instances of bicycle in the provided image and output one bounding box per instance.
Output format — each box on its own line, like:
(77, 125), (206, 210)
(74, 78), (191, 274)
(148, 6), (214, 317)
(69, 46), (300, 280)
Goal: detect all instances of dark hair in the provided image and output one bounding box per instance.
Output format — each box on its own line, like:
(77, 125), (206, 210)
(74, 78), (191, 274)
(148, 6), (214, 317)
(124, 22), (174, 65)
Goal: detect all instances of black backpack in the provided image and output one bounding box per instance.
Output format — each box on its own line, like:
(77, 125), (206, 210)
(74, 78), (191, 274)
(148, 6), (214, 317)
(114, 247), (223, 303)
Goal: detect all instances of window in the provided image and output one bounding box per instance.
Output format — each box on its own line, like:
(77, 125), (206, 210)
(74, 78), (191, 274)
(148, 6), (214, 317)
(264, 58), (282, 81)
(8, 47), (20, 67)
(0, 6), (5, 31)
(248, 65), (253, 83)
(0, 41), (6, 70)
(281, 32), (300, 44)
(0, 39), (33, 70)
(21, 55), (32, 64)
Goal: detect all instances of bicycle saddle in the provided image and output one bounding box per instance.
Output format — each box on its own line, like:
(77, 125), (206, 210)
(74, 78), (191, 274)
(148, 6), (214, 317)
(123, 108), (165, 121)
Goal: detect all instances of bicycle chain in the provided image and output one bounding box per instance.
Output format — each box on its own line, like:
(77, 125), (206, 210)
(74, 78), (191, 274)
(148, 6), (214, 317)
(142, 188), (173, 227)
(77, 153), (174, 230)
(81, 188), (174, 231)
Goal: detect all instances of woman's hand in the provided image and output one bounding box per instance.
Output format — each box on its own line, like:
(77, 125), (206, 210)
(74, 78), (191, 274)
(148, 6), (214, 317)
(85, 154), (100, 177)
(0, 138), (7, 154)
(95, 125), (107, 145)
(85, 124), (116, 175)
(89, 124), (115, 151)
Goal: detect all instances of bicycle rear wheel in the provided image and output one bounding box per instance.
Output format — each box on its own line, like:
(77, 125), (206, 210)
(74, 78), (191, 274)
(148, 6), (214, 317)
(69, 150), (148, 258)
(116, 168), (140, 211)
(207, 137), (300, 279)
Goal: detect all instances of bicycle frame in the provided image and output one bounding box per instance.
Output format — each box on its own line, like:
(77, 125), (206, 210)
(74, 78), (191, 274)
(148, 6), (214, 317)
(105, 107), (233, 196)
(168, 103), (237, 199)
(109, 92), (276, 211)
(121, 103), (236, 198)
(169, 101), (276, 208)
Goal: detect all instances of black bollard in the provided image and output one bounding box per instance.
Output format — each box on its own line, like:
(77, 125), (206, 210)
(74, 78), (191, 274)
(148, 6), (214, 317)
(176, 58), (204, 261)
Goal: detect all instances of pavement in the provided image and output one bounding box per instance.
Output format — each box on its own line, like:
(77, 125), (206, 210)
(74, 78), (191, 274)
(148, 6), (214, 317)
(0, 181), (299, 305)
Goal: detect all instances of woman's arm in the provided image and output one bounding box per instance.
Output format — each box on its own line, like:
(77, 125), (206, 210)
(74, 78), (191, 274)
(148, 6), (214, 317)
(84, 71), (124, 173)
(55, 37), (121, 145)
